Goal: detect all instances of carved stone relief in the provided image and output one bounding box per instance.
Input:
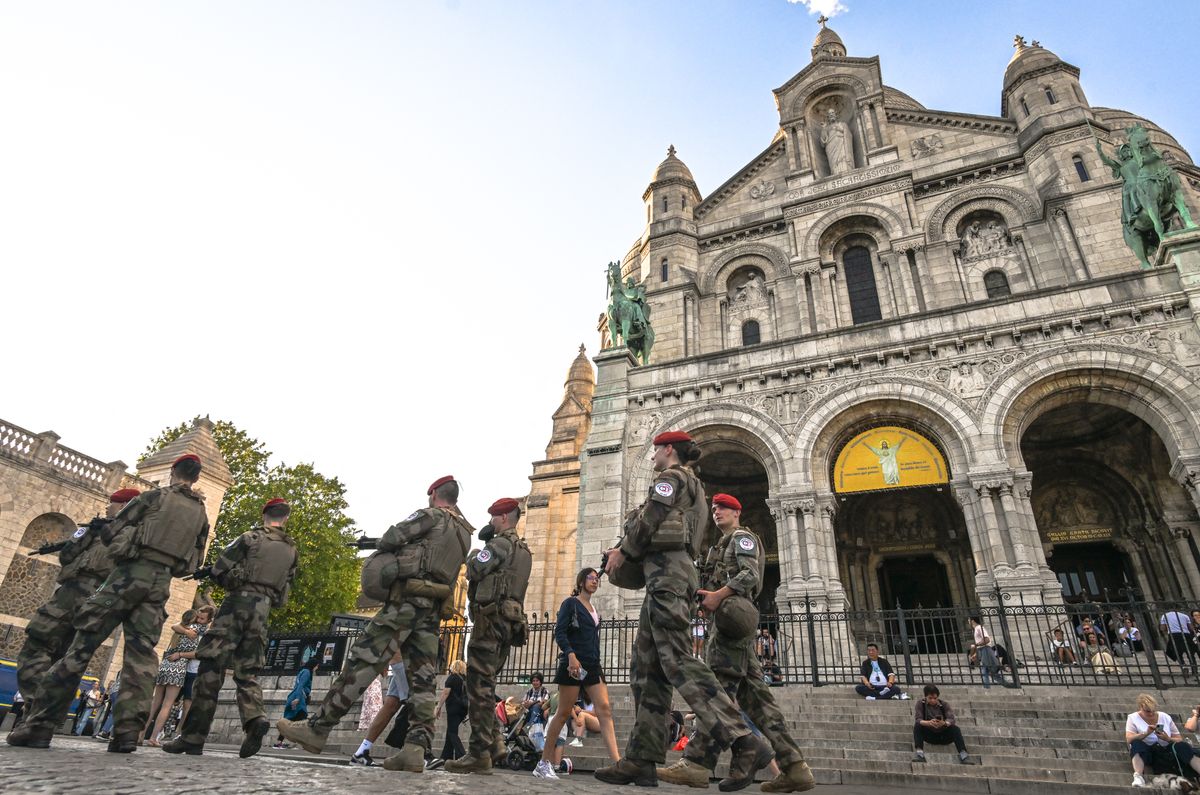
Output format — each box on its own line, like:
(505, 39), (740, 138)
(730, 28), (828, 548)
(910, 133), (944, 159)
(960, 219), (1013, 261)
(749, 180), (776, 200)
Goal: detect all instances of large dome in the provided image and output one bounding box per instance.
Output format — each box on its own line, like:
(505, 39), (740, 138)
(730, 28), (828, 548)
(651, 145), (697, 184)
(1004, 37), (1064, 90)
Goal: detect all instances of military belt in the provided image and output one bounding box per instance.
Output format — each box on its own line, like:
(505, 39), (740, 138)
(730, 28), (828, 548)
(397, 578), (452, 600)
(139, 549), (181, 569)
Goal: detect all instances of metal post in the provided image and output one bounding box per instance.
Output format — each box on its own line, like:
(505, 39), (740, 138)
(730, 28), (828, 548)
(805, 599), (820, 687)
(1128, 585), (1165, 690)
(895, 600), (914, 686)
(992, 586), (1021, 688)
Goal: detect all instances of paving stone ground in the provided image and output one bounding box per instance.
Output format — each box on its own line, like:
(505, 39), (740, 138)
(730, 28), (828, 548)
(3, 735), (911, 794)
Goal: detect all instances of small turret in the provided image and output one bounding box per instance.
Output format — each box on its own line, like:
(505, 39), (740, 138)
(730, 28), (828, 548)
(643, 145), (701, 224)
(1001, 36), (1088, 127)
(811, 14), (846, 60)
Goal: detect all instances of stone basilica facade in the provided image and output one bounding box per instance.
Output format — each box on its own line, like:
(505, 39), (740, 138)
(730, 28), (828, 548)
(561, 25), (1200, 620)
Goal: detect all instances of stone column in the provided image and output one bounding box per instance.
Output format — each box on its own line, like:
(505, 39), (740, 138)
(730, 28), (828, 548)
(973, 482), (1014, 578)
(875, 252), (897, 319)
(1169, 527), (1200, 599)
(996, 480), (1035, 573)
(814, 494), (847, 608)
(1013, 470), (1054, 578)
(882, 250), (911, 315)
(825, 266), (841, 328)
(805, 264), (827, 332)
(953, 483), (996, 591)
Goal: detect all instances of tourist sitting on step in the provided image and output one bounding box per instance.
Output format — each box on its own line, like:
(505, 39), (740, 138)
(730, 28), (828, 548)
(1126, 693), (1200, 787)
(1116, 616), (1145, 658)
(855, 643), (909, 700)
(912, 685), (973, 765)
(1083, 630), (1120, 675)
(1049, 629), (1080, 666)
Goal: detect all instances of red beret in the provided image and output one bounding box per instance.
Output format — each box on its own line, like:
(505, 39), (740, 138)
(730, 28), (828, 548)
(652, 431), (693, 446)
(263, 498), (290, 512)
(711, 493), (742, 511)
(488, 498), (520, 516)
(172, 454), (201, 467)
(109, 488), (141, 504)
(427, 475), (456, 495)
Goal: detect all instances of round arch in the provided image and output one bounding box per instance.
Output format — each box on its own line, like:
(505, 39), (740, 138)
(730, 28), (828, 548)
(802, 203), (907, 259)
(981, 348), (1200, 469)
(625, 403), (792, 507)
(925, 185), (1041, 243)
(699, 242), (789, 295)
(795, 384), (980, 492)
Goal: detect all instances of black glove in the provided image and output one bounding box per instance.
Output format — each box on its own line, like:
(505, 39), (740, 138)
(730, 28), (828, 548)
(189, 565), (213, 581)
(86, 516), (111, 532)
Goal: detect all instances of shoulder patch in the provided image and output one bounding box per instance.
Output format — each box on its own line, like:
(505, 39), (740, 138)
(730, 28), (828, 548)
(404, 511), (422, 522)
(737, 536), (756, 552)
(476, 549), (492, 563)
(73, 527), (87, 539)
(654, 481), (675, 498)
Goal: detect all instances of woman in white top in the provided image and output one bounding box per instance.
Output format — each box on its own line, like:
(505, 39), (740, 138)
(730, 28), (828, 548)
(1126, 692), (1200, 787)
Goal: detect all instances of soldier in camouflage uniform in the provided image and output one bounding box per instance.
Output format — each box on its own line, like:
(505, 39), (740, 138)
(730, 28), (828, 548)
(8, 454), (210, 753)
(597, 431), (772, 790)
(277, 475), (472, 775)
(445, 497), (533, 775)
(17, 488), (140, 711)
(163, 498), (298, 759)
(660, 493), (816, 792)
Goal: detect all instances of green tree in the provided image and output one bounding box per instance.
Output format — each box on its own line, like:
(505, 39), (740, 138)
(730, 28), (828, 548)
(142, 419), (361, 631)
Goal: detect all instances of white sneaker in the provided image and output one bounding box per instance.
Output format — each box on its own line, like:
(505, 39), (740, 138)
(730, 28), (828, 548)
(568, 737), (583, 747)
(899, 693), (911, 700)
(533, 759), (559, 779)
(865, 696), (876, 701)
(1132, 773), (1148, 788)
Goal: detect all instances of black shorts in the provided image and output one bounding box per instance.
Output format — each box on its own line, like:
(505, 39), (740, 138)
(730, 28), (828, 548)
(554, 655), (605, 687)
(181, 671), (197, 700)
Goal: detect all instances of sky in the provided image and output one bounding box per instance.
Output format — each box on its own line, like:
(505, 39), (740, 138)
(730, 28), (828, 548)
(3, 0), (1197, 535)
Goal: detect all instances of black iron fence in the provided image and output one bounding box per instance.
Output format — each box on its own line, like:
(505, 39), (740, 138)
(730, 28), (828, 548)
(273, 591), (1200, 690)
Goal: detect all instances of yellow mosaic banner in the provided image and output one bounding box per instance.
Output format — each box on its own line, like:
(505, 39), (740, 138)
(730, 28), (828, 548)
(833, 426), (948, 494)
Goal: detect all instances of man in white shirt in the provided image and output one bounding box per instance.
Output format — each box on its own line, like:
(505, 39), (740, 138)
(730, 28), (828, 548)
(855, 644), (909, 700)
(1125, 692), (1200, 787)
(1159, 609), (1198, 674)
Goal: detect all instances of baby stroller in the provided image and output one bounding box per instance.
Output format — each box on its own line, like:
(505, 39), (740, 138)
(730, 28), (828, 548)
(495, 697), (540, 771)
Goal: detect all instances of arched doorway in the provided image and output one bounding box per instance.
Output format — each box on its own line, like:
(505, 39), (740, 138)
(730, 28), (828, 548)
(695, 442), (779, 615)
(1021, 403), (1200, 601)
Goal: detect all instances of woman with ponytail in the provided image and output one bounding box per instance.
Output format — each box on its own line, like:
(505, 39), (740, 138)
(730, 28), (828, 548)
(531, 567), (619, 778)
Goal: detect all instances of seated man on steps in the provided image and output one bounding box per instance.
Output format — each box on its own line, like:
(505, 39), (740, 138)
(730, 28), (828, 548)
(855, 644), (908, 701)
(912, 684), (974, 765)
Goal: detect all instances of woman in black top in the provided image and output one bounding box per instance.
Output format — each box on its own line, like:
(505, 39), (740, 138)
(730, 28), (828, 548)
(532, 568), (619, 778)
(434, 659), (469, 763)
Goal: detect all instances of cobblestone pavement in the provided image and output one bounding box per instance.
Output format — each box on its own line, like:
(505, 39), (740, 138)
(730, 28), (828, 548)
(3, 736), (911, 794)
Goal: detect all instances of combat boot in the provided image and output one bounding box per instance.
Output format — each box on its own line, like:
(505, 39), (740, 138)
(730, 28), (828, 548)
(239, 717), (271, 758)
(275, 718), (329, 754)
(491, 737), (507, 767)
(656, 758), (710, 788)
(382, 743), (426, 773)
(444, 752), (493, 774)
(6, 723), (53, 748)
(161, 737), (204, 756)
(760, 761), (816, 793)
(594, 758), (658, 787)
(107, 734), (138, 753)
(719, 735), (773, 792)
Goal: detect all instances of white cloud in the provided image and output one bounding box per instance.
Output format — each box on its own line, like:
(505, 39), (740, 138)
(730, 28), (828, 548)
(788, 0), (848, 18)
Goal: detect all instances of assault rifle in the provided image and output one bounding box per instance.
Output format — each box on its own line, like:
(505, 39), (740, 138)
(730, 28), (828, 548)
(182, 566), (213, 582)
(31, 541), (68, 556)
(348, 536), (378, 551)
(31, 516), (110, 556)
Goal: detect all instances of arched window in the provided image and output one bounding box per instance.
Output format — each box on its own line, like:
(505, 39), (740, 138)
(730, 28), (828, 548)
(984, 270), (1011, 299)
(1043, 86), (1057, 105)
(660, 258), (669, 282)
(741, 320), (761, 346)
(1072, 154), (1090, 182)
(1019, 96), (1030, 116)
(842, 246), (882, 324)
(661, 194), (668, 212)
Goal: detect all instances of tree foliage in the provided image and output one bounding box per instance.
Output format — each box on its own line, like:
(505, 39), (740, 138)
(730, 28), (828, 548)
(142, 419), (360, 630)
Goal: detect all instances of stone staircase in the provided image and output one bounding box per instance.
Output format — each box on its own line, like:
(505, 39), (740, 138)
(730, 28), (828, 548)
(201, 676), (1200, 792)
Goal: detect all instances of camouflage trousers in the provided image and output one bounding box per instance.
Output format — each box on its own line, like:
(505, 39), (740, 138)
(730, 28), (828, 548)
(310, 596), (440, 751)
(179, 593), (271, 744)
(23, 559), (173, 739)
(626, 589), (750, 764)
(683, 625), (805, 770)
(17, 574), (104, 703)
(463, 612), (513, 756)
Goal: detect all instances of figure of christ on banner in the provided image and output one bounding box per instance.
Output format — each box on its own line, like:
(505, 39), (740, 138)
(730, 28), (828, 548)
(864, 438), (906, 485)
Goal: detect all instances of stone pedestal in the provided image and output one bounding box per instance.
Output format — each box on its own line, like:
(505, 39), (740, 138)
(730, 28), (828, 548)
(578, 347), (639, 621)
(1160, 227), (1200, 329)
